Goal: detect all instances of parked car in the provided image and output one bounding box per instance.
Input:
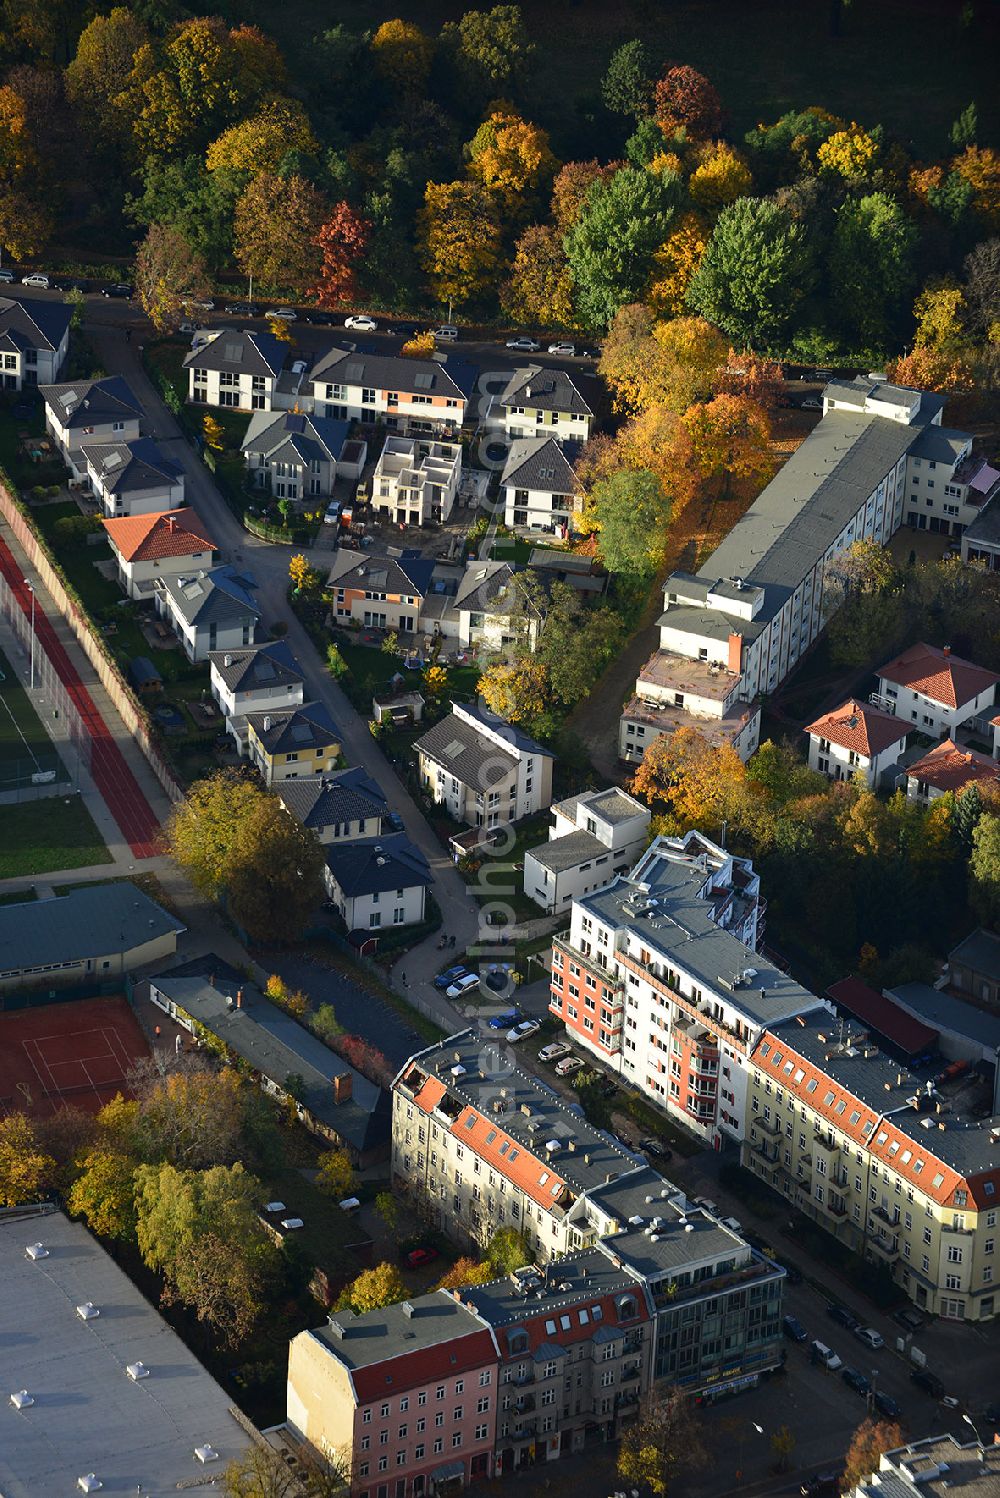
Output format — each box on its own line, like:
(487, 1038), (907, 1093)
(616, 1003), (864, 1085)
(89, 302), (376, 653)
(63, 279), (89, 293)
(910, 1368), (945, 1398)
(720, 1216), (743, 1234)
(506, 336), (540, 352)
(547, 341), (575, 356)
(433, 325), (459, 342)
(323, 500), (342, 525)
(0, 267), (14, 283)
(404, 1246), (439, 1268)
(446, 973), (480, 999)
(184, 297), (215, 312)
(266, 306), (297, 321)
(21, 272), (50, 288)
(691, 1196), (719, 1216)
(800, 1473), (841, 1496)
(434, 965), (469, 991)
(488, 1008), (522, 1031)
(841, 1367), (871, 1396)
(345, 313), (377, 331)
(781, 1261), (804, 1286)
(801, 395), (823, 410)
(810, 1341), (842, 1371)
(782, 1315), (808, 1343)
(873, 1392), (901, 1419)
(224, 301), (258, 316)
(893, 1306), (925, 1332)
(855, 1326), (884, 1351)
(554, 1056), (584, 1076)
(507, 1019), (541, 1044)
(538, 1042), (571, 1063)
(306, 309), (337, 325)
(280, 1217), (304, 1230)
(827, 1304), (860, 1331)
(386, 811), (405, 832)
(639, 1137), (672, 1160)
(102, 283), (132, 298)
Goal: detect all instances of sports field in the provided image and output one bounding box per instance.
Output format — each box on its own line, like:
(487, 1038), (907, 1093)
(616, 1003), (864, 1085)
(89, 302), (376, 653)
(0, 645), (64, 790)
(0, 995), (150, 1118)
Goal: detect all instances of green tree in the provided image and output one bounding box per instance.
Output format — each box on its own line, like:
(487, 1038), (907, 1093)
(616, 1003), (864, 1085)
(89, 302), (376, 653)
(485, 1226), (532, 1272)
(970, 813), (1000, 930)
(617, 1387), (709, 1496)
(830, 193), (918, 350)
(127, 155), (241, 273)
(68, 1148), (138, 1238)
(134, 222), (212, 332)
(326, 644), (348, 680)
(337, 1261), (408, 1314)
(538, 583), (625, 705)
(226, 794), (326, 943)
(601, 39), (653, 119)
(566, 165), (680, 328)
(591, 468), (671, 577)
(442, 4), (534, 98)
(65, 6), (150, 136)
(950, 102), (978, 149)
(165, 771), (264, 898)
(0, 1113), (55, 1207)
(316, 1147), (355, 1199)
(375, 1190), (400, 1233)
(686, 196), (815, 351)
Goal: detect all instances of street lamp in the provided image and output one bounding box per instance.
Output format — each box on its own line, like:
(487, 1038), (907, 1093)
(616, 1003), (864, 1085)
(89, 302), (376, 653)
(962, 1413), (985, 1457)
(23, 579), (35, 690)
(736, 1420), (765, 1485)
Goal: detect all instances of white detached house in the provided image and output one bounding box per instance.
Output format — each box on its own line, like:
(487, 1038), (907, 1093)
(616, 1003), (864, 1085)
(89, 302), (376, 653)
(875, 642), (999, 739)
(81, 438), (185, 518)
(208, 640), (306, 748)
(323, 834), (432, 932)
(804, 698), (909, 787)
(501, 435), (581, 534)
(0, 296), (71, 389)
(524, 788), (651, 914)
(498, 365), (594, 444)
(101, 509), (217, 602)
(39, 375), (143, 480)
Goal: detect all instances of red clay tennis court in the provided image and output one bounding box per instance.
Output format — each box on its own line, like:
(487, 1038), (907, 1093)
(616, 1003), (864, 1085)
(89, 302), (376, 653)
(0, 995), (151, 1118)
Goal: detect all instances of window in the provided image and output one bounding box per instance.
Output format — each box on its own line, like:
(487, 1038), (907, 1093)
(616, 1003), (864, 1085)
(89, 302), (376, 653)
(947, 1246), (963, 1263)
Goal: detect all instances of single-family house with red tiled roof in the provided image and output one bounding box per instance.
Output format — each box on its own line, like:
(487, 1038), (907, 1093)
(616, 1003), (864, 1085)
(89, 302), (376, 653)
(101, 508), (217, 600)
(804, 698), (908, 786)
(875, 642), (999, 739)
(906, 738), (1000, 804)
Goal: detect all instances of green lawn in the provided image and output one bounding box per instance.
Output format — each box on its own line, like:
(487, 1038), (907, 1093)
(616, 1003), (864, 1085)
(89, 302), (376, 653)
(0, 795), (111, 879)
(0, 647), (66, 788)
(264, 1165), (372, 1281)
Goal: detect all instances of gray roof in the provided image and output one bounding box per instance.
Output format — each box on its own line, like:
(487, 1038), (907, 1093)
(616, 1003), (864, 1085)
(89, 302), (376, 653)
(500, 365), (593, 417)
(0, 1208), (251, 1498)
(694, 411), (930, 622)
(527, 828), (610, 874)
(208, 638), (304, 693)
(328, 549), (435, 599)
(183, 328), (287, 377)
(887, 982), (1000, 1055)
(157, 565), (260, 628)
(854, 1435), (1000, 1498)
(0, 293), (71, 352)
(462, 1245), (650, 1331)
(962, 495), (1000, 548)
(575, 788), (647, 826)
(324, 834), (431, 897)
(278, 767), (387, 832)
(245, 701), (340, 755)
(460, 701), (554, 758)
(241, 410), (348, 467)
(501, 436), (578, 493)
(579, 841), (820, 1032)
(312, 346), (468, 402)
(0, 883), (183, 976)
(40, 374), (142, 430)
(600, 1200), (751, 1282)
(80, 437), (182, 494)
(907, 425), (970, 464)
(310, 1290), (489, 1371)
(657, 603), (767, 645)
(948, 927), (1000, 980)
(149, 973), (387, 1152)
(453, 560), (539, 616)
(415, 711), (518, 790)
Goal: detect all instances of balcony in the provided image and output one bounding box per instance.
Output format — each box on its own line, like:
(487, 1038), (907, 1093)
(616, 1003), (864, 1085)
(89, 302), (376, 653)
(511, 1425), (535, 1442)
(871, 1205), (901, 1229)
(866, 1230), (900, 1263)
(513, 1395), (535, 1413)
(751, 1139), (779, 1164)
(511, 1371), (534, 1388)
(756, 1115), (781, 1136)
(825, 1198), (848, 1218)
(621, 1364), (642, 1383)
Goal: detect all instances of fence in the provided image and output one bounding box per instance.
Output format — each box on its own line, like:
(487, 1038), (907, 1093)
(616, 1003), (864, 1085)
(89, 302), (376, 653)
(0, 977), (124, 1012)
(0, 567), (90, 792)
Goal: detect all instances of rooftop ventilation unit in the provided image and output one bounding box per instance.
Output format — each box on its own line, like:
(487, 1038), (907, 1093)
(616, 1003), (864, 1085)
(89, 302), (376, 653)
(77, 1478), (102, 1493)
(450, 1065), (466, 1078)
(545, 1139), (560, 1154)
(76, 1303), (100, 1321)
(10, 1390), (34, 1409)
(645, 1195), (655, 1205)
(25, 1242), (48, 1260)
(126, 1363), (149, 1381)
(684, 1223), (694, 1233)
(194, 1446), (220, 1464)
(628, 1214), (643, 1226)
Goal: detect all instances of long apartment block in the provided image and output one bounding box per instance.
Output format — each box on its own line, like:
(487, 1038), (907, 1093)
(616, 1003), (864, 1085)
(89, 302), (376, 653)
(549, 833), (1000, 1323)
(620, 379), (974, 765)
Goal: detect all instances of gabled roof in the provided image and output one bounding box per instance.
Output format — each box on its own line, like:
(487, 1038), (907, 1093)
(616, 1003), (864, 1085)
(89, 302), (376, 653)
(0, 293), (71, 352)
(101, 508), (216, 564)
(0, 883), (183, 974)
(457, 701), (554, 758)
(208, 639), (304, 694)
(907, 738), (1000, 794)
(500, 364), (593, 417)
(501, 435), (579, 492)
(311, 346), (468, 402)
(805, 698), (908, 758)
(40, 374), (143, 430)
(183, 328), (288, 377)
(877, 642), (1000, 709)
(157, 565), (260, 627)
(241, 410), (348, 466)
(328, 549), (435, 599)
(324, 833), (431, 897)
(415, 711), (518, 790)
(245, 701), (340, 756)
(278, 767), (387, 831)
(312, 1293), (495, 1397)
(948, 927), (1000, 980)
(80, 436), (182, 494)
(453, 560), (537, 615)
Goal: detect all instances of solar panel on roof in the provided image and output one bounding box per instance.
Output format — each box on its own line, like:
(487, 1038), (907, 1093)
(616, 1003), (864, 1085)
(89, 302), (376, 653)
(444, 739), (466, 758)
(257, 662), (275, 681)
(223, 342), (244, 363)
(413, 371), (434, 389)
(291, 723), (312, 742)
(345, 362), (364, 381)
(103, 451), (124, 470)
(286, 414), (306, 433)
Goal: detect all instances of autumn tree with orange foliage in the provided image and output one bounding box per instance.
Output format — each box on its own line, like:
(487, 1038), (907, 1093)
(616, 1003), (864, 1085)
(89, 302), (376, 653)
(401, 331), (436, 358)
(599, 304), (727, 415)
(550, 158), (617, 231)
(653, 65), (722, 140)
(683, 394), (773, 495)
(952, 144), (1000, 227)
(842, 1421), (905, 1493)
(502, 223), (573, 327)
(630, 726), (750, 832)
(616, 406), (698, 518)
(311, 201), (370, 309)
(717, 349), (785, 411)
(435, 1257), (495, 1290)
(468, 109), (558, 211)
(647, 212), (708, 317)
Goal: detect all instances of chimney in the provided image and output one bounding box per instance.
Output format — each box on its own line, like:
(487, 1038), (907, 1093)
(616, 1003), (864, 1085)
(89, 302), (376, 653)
(235, 989), (243, 1009)
(333, 1072), (353, 1104)
(727, 631), (743, 673)
(401, 1301), (415, 1319)
(943, 645), (951, 657)
(166, 515), (175, 532)
(209, 973), (215, 987)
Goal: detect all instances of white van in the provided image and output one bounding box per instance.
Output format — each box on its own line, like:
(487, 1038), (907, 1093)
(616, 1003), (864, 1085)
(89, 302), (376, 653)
(338, 1196), (361, 1213)
(434, 325), (459, 342)
(810, 1340), (842, 1371)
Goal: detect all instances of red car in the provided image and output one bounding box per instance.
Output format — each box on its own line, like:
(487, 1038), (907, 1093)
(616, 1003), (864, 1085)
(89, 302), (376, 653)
(405, 1246), (440, 1269)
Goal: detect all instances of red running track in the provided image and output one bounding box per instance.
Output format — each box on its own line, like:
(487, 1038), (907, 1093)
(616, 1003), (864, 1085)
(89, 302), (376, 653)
(0, 539), (161, 858)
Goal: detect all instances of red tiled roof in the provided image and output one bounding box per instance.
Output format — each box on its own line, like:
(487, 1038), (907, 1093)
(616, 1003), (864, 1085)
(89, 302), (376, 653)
(500, 1292), (648, 1359)
(826, 977), (937, 1057)
(877, 642), (999, 710)
(907, 738), (1000, 794)
(451, 1106), (571, 1214)
(412, 1076), (448, 1113)
(102, 508), (216, 563)
(805, 699), (907, 758)
(351, 1329), (497, 1402)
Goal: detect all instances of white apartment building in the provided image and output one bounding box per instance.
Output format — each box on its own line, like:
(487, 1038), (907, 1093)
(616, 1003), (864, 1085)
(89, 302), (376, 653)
(903, 429), (999, 540)
(370, 434), (462, 527)
(619, 647), (761, 765)
(621, 379), (969, 765)
(414, 702), (553, 829)
(310, 348), (468, 434)
(524, 788), (650, 915)
(498, 366), (593, 443)
(549, 832), (823, 1146)
(501, 436), (580, 534)
(804, 698), (909, 787)
(874, 642), (999, 740)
